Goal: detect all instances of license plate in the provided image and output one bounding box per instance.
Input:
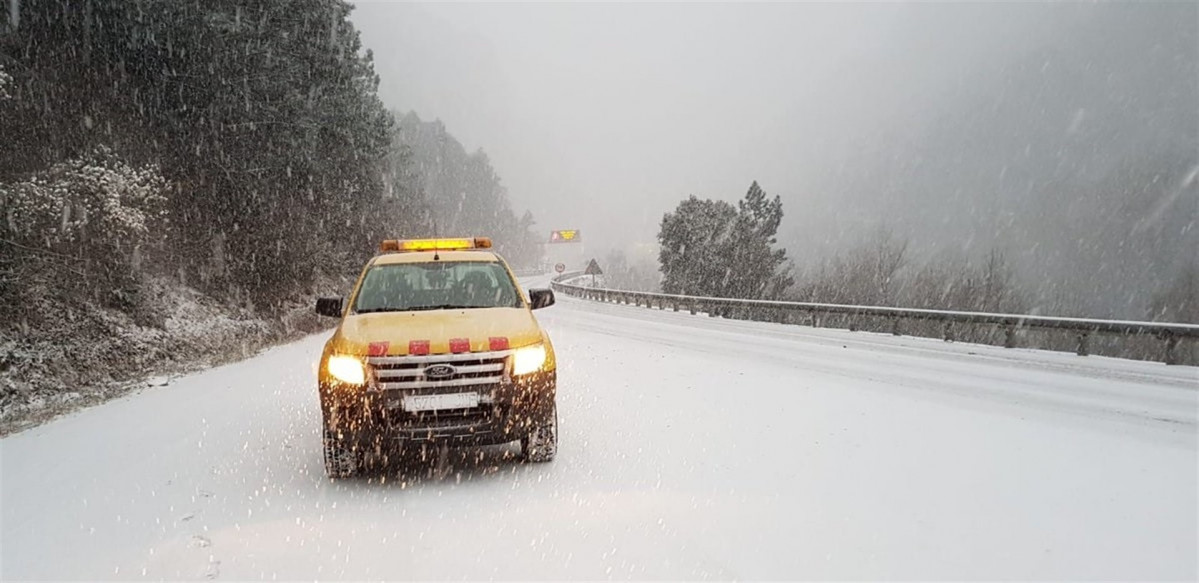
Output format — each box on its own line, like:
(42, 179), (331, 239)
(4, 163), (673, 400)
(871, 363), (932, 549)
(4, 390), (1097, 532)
(402, 392), (480, 412)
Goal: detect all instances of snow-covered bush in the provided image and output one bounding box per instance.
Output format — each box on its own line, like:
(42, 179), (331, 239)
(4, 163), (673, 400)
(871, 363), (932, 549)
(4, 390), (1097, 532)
(3, 147), (167, 248)
(1, 147), (169, 309)
(0, 65), (11, 101)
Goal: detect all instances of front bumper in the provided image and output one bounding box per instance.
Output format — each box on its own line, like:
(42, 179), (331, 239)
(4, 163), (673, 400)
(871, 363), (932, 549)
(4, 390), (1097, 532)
(320, 369), (555, 447)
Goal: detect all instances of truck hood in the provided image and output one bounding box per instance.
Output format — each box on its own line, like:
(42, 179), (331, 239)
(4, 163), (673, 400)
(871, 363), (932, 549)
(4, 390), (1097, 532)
(328, 307), (544, 356)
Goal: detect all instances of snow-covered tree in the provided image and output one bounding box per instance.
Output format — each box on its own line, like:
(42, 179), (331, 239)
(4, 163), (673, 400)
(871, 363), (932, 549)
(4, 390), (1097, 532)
(658, 196), (737, 296)
(658, 182), (792, 299)
(0, 1), (398, 304)
(1, 147), (168, 308)
(393, 111), (544, 269)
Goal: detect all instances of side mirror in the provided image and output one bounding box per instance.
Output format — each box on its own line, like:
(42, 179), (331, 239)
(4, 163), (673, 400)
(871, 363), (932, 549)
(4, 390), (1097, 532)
(528, 288), (555, 310)
(315, 297), (343, 318)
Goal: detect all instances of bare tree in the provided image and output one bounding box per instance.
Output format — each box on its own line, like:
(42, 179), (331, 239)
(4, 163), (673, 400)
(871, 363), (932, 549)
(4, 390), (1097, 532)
(870, 228), (909, 305)
(1150, 266), (1198, 323)
(814, 227), (909, 305)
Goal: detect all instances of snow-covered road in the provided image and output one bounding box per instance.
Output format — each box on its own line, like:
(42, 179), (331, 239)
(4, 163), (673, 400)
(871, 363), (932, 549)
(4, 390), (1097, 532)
(2, 278), (1196, 580)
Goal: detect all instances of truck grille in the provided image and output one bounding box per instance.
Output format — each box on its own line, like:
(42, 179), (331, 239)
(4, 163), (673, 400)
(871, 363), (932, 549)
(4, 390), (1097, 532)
(366, 350), (510, 390)
(364, 350), (511, 435)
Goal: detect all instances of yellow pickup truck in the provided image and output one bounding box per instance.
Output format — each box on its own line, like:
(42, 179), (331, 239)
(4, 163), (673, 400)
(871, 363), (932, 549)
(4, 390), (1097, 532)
(314, 237), (557, 478)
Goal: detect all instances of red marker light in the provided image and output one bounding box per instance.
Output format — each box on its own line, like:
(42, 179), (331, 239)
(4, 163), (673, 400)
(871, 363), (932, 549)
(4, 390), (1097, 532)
(409, 340), (430, 355)
(368, 342), (390, 357)
(489, 337), (509, 351)
(449, 338), (470, 353)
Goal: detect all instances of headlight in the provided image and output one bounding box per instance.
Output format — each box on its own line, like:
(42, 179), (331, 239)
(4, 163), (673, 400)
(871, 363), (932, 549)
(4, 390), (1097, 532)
(511, 344), (547, 376)
(327, 355), (366, 385)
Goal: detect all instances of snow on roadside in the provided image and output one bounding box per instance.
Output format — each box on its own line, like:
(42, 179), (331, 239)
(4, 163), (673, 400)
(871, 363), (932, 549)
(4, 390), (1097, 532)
(1, 281), (1193, 580)
(0, 275), (341, 435)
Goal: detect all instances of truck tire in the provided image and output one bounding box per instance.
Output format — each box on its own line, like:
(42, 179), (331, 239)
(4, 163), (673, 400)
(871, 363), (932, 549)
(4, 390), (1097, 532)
(323, 429), (360, 479)
(521, 403), (558, 463)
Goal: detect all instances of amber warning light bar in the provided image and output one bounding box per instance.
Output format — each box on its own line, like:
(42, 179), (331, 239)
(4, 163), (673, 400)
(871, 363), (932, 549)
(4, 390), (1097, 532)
(380, 237), (493, 253)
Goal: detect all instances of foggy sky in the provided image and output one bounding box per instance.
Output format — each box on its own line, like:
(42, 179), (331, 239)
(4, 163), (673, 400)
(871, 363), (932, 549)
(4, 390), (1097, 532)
(351, 2), (1197, 315)
(349, 4), (1016, 242)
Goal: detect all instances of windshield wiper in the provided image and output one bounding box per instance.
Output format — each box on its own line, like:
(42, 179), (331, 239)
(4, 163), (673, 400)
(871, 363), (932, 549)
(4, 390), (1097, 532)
(406, 304), (481, 311)
(357, 304), (500, 313)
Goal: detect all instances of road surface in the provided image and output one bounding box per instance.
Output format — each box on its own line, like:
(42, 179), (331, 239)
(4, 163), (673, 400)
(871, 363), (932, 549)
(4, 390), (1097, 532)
(2, 276), (1196, 579)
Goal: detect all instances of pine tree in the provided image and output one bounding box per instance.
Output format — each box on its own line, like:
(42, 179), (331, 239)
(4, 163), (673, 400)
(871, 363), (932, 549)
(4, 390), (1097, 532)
(658, 182), (792, 299)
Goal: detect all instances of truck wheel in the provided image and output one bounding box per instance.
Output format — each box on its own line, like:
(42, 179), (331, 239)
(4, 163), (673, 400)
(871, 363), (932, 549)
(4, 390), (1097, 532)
(521, 403), (558, 463)
(323, 429), (360, 479)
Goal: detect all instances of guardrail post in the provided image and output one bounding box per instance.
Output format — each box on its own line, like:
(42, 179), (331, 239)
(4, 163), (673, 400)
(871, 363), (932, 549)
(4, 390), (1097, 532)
(1076, 332), (1090, 356)
(1004, 326), (1016, 348)
(943, 321), (954, 342)
(1163, 334), (1179, 365)
(672, 302), (679, 312)
(891, 316), (901, 336)
(689, 302), (696, 315)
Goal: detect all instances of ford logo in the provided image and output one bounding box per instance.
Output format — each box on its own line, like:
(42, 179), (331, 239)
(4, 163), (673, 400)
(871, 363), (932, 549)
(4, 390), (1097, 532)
(424, 364), (456, 379)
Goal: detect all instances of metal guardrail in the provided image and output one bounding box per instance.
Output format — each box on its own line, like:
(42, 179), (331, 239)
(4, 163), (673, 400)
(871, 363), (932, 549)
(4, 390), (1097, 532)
(551, 275), (1199, 365)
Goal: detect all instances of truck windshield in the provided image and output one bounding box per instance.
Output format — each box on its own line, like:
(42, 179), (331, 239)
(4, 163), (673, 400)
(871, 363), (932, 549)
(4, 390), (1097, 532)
(353, 261), (522, 313)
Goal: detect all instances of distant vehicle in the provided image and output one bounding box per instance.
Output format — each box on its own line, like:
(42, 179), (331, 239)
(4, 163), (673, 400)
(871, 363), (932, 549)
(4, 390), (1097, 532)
(314, 237), (558, 478)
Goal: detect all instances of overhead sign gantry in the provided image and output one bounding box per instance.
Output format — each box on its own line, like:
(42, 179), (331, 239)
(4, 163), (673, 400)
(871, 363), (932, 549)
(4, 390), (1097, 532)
(549, 230), (581, 243)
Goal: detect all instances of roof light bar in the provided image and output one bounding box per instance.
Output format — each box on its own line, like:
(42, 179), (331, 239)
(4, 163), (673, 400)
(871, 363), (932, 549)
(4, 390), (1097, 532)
(379, 237), (492, 253)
